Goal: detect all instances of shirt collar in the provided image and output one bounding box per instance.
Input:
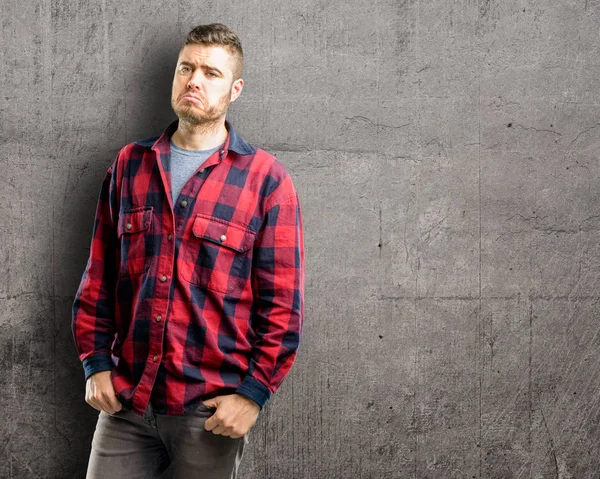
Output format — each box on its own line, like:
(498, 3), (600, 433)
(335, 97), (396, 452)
(150, 119), (256, 156)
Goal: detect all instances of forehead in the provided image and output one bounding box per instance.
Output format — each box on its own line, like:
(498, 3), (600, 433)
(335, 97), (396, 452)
(177, 44), (235, 70)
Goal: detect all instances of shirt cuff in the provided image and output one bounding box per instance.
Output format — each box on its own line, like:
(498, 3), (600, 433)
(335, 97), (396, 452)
(82, 353), (114, 380)
(236, 375), (272, 410)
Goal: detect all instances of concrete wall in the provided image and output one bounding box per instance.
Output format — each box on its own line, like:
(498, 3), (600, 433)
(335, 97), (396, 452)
(2, 0), (600, 477)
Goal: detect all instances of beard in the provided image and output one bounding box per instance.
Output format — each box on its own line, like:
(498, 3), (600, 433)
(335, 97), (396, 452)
(171, 89), (231, 130)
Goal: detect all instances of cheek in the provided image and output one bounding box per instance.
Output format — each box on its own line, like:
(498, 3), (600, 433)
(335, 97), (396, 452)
(173, 76), (185, 89)
(173, 81), (187, 99)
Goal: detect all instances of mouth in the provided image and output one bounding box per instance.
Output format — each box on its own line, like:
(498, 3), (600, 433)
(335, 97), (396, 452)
(181, 94), (202, 104)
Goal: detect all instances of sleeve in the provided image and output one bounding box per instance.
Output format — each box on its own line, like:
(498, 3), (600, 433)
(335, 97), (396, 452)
(235, 178), (305, 410)
(71, 161), (120, 381)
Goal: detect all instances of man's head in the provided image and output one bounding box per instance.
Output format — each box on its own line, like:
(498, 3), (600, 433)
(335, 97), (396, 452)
(181, 23), (244, 80)
(171, 23), (244, 127)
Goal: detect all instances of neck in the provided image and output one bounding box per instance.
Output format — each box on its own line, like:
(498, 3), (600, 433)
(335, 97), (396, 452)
(171, 118), (228, 150)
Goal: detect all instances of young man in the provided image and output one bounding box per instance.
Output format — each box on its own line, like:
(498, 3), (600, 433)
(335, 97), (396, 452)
(72, 23), (305, 478)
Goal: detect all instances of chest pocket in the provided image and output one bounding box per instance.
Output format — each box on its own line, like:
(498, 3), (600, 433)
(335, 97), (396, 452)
(117, 206), (153, 276)
(178, 213), (257, 295)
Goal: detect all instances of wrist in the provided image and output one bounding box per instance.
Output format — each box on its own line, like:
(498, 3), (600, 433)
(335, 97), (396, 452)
(236, 393), (260, 409)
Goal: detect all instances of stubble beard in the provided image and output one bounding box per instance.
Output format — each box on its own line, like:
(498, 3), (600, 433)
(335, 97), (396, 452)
(171, 90), (232, 134)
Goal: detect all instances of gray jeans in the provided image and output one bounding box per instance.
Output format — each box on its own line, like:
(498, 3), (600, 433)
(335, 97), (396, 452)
(86, 402), (249, 479)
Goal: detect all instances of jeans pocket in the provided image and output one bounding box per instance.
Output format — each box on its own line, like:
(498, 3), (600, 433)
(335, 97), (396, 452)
(194, 401), (217, 415)
(106, 408), (125, 416)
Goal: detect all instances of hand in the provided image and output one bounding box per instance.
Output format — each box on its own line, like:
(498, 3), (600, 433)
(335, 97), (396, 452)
(202, 393), (260, 438)
(85, 370), (123, 414)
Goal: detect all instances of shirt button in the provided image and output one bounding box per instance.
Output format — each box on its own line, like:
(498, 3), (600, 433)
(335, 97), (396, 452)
(156, 315), (162, 322)
(152, 355), (158, 362)
(220, 234), (226, 242)
(126, 223), (132, 230)
(167, 234), (172, 241)
(160, 275), (167, 282)
(181, 200), (188, 207)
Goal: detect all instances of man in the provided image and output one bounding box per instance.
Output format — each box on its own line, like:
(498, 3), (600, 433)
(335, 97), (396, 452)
(72, 23), (305, 478)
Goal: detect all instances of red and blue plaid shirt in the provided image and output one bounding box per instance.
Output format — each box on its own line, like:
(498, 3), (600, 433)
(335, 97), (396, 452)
(72, 119), (305, 416)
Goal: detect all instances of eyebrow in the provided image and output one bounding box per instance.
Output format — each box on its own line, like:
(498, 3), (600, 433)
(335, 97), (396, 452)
(178, 60), (223, 76)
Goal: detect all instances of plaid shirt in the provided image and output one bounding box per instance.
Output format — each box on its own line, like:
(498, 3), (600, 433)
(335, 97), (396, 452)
(72, 119), (305, 416)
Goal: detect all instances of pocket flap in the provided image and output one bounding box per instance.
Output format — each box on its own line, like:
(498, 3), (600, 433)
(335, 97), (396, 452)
(117, 207), (153, 237)
(191, 214), (256, 253)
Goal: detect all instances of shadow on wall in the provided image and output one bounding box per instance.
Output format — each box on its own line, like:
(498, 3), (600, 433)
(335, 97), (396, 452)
(124, 33), (180, 141)
(54, 34), (181, 478)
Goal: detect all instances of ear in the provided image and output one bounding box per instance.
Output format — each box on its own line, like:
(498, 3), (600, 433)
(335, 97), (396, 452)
(230, 78), (244, 103)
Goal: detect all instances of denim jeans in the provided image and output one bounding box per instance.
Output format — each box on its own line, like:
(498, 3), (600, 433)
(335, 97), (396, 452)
(85, 402), (248, 479)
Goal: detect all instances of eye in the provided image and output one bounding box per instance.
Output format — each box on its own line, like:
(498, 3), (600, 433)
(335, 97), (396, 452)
(207, 71), (217, 78)
(179, 66), (191, 73)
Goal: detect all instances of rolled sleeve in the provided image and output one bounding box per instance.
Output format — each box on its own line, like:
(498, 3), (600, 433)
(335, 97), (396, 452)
(72, 162), (120, 379)
(237, 187), (305, 410)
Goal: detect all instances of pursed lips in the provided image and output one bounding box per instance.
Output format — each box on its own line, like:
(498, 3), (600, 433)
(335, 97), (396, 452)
(181, 94), (202, 104)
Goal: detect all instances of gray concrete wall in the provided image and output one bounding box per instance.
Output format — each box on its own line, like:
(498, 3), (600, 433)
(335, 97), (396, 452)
(2, 0), (600, 477)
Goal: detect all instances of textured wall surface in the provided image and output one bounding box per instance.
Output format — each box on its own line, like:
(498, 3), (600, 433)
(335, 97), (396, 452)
(2, 0), (600, 478)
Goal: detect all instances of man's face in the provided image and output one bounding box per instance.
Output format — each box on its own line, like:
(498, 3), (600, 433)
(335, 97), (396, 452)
(171, 44), (243, 126)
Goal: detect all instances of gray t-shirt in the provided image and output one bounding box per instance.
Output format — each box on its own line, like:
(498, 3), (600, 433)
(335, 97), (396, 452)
(165, 140), (224, 204)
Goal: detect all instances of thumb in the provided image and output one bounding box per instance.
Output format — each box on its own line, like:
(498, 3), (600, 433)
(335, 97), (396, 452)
(110, 396), (123, 412)
(202, 396), (219, 408)
(106, 388), (122, 412)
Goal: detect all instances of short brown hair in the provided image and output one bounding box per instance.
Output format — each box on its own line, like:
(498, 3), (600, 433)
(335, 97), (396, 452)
(182, 23), (243, 80)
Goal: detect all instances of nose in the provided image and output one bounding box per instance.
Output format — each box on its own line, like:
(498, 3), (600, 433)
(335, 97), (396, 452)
(186, 70), (203, 91)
